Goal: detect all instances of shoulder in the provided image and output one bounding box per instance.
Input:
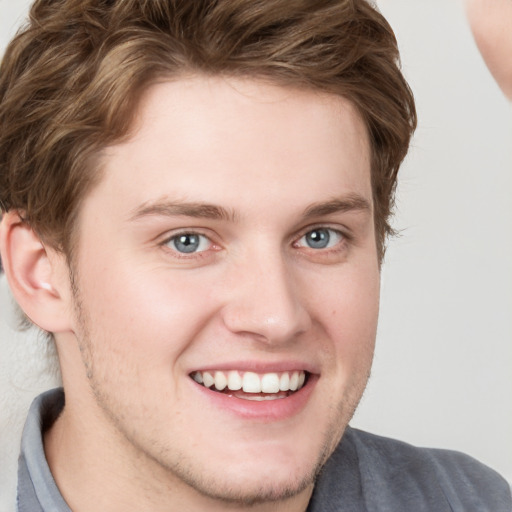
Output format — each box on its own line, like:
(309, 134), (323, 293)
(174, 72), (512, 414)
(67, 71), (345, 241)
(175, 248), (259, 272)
(346, 427), (507, 482)
(319, 427), (512, 512)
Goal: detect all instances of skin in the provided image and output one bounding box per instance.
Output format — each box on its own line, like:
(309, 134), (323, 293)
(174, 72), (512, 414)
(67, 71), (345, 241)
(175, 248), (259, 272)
(465, 0), (512, 100)
(4, 77), (380, 512)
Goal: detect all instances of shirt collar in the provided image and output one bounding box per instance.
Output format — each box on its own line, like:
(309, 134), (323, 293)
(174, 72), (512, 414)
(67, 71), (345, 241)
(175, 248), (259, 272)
(17, 388), (71, 512)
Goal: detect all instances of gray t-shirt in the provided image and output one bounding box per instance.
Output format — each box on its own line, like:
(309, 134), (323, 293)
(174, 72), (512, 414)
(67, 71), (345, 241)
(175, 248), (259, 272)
(17, 388), (512, 511)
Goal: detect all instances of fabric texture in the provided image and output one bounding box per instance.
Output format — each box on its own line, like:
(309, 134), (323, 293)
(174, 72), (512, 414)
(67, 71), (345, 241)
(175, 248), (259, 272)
(17, 389), (70, 512)
(308, 428), (512, 511)
(18, 388), (512, 512)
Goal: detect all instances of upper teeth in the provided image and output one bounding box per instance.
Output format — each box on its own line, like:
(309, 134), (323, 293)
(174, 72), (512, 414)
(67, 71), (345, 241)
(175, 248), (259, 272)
(192, 370), (306, 393)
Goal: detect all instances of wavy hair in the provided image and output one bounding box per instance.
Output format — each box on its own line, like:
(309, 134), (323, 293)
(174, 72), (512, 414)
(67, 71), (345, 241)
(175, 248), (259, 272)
(0, 0), (416, 260)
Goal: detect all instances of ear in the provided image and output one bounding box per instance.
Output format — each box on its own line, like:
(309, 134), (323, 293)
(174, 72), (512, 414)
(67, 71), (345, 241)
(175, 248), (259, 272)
(0, 211), (73, 334)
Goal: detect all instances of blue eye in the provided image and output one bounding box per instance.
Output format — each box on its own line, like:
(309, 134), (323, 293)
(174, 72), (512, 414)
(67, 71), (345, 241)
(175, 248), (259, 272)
(168, 233), (211, 253)
(299, 228), (343, 249)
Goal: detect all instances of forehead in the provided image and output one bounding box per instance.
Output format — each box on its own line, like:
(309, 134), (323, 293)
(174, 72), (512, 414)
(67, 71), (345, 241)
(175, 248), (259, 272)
(89, 76), (371, 222)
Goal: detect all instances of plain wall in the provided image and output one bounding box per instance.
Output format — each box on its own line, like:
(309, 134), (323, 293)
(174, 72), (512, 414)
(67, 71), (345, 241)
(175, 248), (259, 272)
(1, 0), (511, 481)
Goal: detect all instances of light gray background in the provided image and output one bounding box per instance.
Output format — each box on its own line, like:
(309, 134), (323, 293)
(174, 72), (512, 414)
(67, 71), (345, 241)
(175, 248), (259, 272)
(1, 0), (511, 483)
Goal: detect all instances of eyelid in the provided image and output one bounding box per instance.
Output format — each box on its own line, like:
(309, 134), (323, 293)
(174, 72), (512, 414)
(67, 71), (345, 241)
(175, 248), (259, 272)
(160, 226), (214, 242)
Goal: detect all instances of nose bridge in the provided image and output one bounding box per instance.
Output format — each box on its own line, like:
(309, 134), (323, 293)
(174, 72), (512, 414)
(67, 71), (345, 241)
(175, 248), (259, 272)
(222, 243), (311, 344)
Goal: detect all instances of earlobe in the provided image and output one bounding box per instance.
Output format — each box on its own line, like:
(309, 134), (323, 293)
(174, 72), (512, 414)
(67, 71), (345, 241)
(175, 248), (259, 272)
(0, 211), (73, 333)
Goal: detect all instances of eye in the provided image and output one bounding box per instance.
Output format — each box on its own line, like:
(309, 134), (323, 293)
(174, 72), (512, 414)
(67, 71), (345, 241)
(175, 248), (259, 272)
(297, 228), (343, 250)
(166, 233), (212, 254)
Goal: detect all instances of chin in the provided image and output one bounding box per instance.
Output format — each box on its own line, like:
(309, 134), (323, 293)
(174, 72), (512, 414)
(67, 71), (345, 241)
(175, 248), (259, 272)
(160, 432), (335, 507)
(177, 459), (319, 507)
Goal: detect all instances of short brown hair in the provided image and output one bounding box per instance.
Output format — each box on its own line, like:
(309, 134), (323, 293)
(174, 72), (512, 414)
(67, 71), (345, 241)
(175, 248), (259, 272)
(0, 0), (416, 260)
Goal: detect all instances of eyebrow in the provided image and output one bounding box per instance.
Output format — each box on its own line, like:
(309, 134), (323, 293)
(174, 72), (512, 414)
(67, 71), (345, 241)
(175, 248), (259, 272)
(302, 195), (372, 219)
(128, 194), (371, 223)
(129, 200), (236, 222)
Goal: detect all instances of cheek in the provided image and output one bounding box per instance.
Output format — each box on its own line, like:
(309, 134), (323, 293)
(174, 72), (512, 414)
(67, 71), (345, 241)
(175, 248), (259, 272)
(74, 254), (219, 366)
(309, 264), (379, 366)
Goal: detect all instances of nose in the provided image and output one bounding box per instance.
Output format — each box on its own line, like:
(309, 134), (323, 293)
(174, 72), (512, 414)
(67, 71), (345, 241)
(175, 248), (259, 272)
(221, 250), (312, 346)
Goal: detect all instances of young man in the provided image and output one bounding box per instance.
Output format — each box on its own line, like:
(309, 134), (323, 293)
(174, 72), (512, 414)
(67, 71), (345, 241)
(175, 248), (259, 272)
(0, 1), (510, 511)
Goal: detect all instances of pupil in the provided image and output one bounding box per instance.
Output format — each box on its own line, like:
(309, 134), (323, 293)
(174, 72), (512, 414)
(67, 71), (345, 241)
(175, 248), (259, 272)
(307, 229), (329, 249)
(174, 234), (199, 253)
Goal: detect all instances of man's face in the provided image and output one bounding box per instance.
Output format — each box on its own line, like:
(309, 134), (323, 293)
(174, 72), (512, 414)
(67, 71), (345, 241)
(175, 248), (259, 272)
(59, 77), (380, 505)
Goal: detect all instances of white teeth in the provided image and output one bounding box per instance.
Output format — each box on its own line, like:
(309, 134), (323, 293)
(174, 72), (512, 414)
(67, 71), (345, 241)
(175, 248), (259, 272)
(214, 371), (227, 391)
(202, 371), (214, 388)
(279, 372), (290, 391)
(227, 370), (242, 391)
(261, 373), (280, 393)
(242, 372), (261, 393)
(192, 369), (307, 394)
(289, 371), (299, 391)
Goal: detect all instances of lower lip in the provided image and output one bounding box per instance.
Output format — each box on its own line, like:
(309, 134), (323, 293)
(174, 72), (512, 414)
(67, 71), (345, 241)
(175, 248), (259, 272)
(191, 375), (318, 421)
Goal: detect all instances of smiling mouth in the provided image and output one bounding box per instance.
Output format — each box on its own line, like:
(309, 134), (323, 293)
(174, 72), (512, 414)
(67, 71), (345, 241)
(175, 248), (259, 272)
(190, 370), (308, 401)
